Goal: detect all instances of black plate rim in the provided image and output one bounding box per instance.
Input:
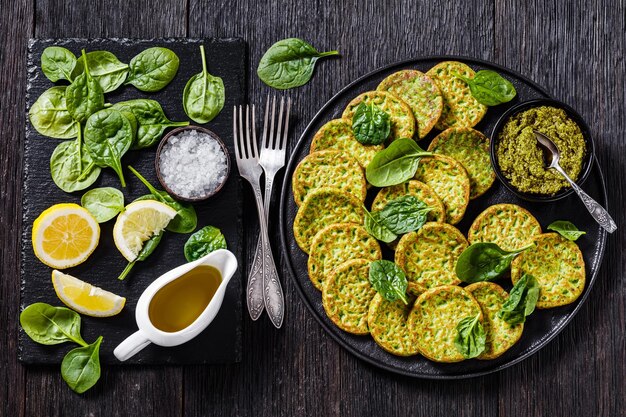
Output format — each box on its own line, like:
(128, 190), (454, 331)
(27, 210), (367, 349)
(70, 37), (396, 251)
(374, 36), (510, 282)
(279, 55), (608, 379)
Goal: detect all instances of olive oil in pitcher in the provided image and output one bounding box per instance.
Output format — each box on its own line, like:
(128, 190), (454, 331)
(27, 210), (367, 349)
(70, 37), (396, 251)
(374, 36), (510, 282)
(148, 265), (222, 332)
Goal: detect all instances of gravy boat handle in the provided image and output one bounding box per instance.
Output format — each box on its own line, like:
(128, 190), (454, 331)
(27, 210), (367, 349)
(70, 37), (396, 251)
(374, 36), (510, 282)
(114, 330), (151, 362)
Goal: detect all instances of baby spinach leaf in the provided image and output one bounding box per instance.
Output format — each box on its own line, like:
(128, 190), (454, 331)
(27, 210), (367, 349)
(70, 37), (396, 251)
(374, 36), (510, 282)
(111, 99), (189, 149)
(352, 102), (391, 145)
(368, 260), (409, 304)
(257, 38), (339, 89)
(454, 70), (516, 106)
(547, 220), (586, 241)
(41, 46), (77, 82)
(455, 242), (535, 284)
(50, 135), (101, 193)
(65, 50), (105, 123)
(61, 336), (102, 394)
(125, 47), (179, 92)
(20, 303), (87, 346)
(84, 109), (134, 187)
(453, 314), (486, 359)
(183, 45), (225, 124)
(184, 225), (227, 262)
(128, 166), (197, 233)
(365, 138), (431, 187)
(118, 231), (163, 280)
(363, 208), (397, 243)
(29, 86), (79, 139)
(81, 187), (124, 223)
(378, 195), (431, 234)
(497, 274), (540, 325)
(71, 50), (129, 93)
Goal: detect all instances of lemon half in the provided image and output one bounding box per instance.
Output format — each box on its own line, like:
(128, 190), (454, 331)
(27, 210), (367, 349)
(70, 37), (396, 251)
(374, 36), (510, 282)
(32, 203), (100, 269)
(52, 270), (125, 317)
(113, 200), (177, 261)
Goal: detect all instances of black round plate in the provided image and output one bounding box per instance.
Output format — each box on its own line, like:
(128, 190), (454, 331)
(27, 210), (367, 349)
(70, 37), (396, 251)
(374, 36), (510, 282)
(278, 56), (608, 379)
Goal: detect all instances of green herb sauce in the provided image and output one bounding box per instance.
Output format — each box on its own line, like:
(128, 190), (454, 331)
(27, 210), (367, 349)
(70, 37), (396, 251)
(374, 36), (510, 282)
(496, 106), (586, 194)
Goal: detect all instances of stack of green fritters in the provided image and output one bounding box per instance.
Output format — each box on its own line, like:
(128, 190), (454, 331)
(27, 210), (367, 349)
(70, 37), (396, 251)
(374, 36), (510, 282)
(292, 60), (586, 364)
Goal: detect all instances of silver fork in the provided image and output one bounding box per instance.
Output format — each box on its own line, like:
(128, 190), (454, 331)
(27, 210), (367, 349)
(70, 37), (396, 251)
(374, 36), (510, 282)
(247, 97), (290, 328)
(233, 104), (285, 328)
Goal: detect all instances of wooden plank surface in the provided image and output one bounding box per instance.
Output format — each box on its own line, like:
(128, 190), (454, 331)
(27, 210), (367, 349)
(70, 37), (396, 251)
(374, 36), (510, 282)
(0, 0), (623, 416)
(0, 2), (32, 417)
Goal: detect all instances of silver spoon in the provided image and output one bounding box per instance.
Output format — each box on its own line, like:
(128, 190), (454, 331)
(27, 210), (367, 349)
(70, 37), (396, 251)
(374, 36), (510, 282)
(533, 130), (617, 233)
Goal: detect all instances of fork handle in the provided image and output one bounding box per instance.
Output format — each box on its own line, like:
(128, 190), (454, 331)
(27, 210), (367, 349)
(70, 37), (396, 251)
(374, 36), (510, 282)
(248, 182), (284, 328)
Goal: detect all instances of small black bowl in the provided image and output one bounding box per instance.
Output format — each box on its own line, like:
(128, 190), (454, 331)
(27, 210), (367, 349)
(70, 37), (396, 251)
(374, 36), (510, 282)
(155, 126), (231, 202)
(490, 98), (595, 202)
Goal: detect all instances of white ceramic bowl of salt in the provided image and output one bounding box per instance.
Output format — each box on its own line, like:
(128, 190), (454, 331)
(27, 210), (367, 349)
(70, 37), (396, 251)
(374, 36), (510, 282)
(155, 126), (230, 201)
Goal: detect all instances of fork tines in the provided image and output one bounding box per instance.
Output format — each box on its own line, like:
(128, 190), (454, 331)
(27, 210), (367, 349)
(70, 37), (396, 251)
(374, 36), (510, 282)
(233, 104), (259, 161)
(261, 96), (291, 151)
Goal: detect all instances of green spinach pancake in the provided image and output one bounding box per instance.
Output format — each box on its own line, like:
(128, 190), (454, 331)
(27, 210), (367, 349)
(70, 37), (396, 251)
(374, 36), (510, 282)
(308, 223), (381, 291)
(428, 127), (495, 199)
(293, 187), (364, 254)
(377, 70), (443, 139)
(310, 118), (383, 169)
(342, 90), (416, 141)
(292, 150), (366, 206)
(322, 259), (378, 335)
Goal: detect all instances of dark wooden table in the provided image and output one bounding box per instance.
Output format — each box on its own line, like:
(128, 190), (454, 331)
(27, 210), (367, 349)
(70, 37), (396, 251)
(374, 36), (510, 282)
(1, 1), (624, 416)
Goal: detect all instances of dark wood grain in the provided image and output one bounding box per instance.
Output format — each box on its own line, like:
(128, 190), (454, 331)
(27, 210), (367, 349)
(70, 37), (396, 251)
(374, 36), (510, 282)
(0, 0), (623, 416)
(494, 2), (626, 415)
(0, 2), (32, 417)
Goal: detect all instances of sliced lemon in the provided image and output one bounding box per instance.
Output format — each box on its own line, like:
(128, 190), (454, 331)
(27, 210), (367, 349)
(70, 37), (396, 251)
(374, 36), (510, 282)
(113, 200), (177, 261)
(52, 270), (126, 317)
(32, 203), (100, 269)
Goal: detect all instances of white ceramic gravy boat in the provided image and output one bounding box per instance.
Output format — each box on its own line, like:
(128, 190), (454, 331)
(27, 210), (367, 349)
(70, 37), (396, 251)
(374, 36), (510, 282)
(114, 249), (238, 362)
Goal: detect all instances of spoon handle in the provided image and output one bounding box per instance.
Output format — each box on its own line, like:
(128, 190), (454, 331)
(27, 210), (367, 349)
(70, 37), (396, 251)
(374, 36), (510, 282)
(555, 166), (617, 233)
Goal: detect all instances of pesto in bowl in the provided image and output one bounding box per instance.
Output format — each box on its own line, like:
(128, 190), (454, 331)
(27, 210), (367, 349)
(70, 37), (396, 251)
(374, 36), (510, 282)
(490, 99), (594, 202)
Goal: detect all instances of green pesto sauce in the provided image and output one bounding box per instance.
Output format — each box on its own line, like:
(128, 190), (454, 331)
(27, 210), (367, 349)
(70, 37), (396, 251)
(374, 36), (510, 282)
(496, 106), (586, 194)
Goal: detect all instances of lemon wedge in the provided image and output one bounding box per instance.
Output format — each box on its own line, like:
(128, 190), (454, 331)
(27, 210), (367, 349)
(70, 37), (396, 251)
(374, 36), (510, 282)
(32, 203), (100, 269)
(113, 200), (177, 261)
(52, 270), (125, 317)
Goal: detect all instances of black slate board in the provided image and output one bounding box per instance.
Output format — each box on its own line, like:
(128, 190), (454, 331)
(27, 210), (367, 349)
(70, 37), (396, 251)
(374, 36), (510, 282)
(279, 56), (608, 379)
(20, 38), (246, 365)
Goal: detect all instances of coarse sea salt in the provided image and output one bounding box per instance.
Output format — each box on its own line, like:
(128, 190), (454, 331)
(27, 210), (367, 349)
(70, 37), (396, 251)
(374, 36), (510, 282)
(159, 129), (228, 199)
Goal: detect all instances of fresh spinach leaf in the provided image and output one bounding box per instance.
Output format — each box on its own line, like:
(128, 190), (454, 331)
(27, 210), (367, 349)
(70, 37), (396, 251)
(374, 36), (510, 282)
(352, 102), (391, 145)
(111, 99), (189, 149)
(125, 47), (179, 92)
(378, 195), (431, 234)
(117, 231), (163, 280)
(61, 336), (102, 394)
(547, 220), (586, 241)
(20, 303), (87, 346)
(184, 225), (227, 262)
(50, 133), (101, 193)
(453, 314), (486, 359)
(128, 166), (197, 233)
(41, 46), (77, 82)
(497, 274), (540, 325)
(257, 38), (339, 89)
(363, 208), (397, 243)
(365, 138), (431, 187)
(29, 86), (79, 139)
(368, 260), (409, 304)
(84, 109), (134, 187)
(183, 45), (225, 123)
(65, 50), (105, 123)
(81, 187), (124, 223)
(454, 70), (516, 106)
(71, 50), (129, 93)
(455, 242), (535, 284)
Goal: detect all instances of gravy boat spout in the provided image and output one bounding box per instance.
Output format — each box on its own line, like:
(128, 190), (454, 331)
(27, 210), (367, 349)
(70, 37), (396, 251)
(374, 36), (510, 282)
(114, 249), (238, 362)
